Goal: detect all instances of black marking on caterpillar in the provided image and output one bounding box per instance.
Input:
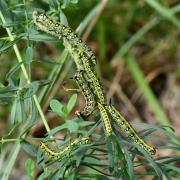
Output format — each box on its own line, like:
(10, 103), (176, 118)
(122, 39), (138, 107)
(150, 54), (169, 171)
(74, 71), (96, 117)
(105, 104), (156, 155)
(40, 137), (91, 160)
(98, 102), (112, 136)
(33, 11), (96, 66)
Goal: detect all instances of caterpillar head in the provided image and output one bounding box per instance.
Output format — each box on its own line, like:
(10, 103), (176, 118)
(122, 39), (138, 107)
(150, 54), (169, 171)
(33, 11), (57, 30)
(33, 11), (48, 23)
(79, 137), (91, 145)
(148, 147), (156, 155)
(39, 141), (46, 150)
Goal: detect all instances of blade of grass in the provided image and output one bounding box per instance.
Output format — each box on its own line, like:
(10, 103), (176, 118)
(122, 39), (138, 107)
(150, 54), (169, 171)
(145, 0), (180, 29)
(125, 54), (170, 126)
(112, 4), (180, 61)
(1, 142), (20, 180)
(97, 19), (106, 61)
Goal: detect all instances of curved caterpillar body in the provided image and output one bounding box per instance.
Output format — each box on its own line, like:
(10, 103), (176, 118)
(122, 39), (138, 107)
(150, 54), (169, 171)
(33, 11), (106, 104)
(83, 53), (106, 104)
(105, 104), (156, 155)
(98, 103), (112, 136)
(33, 11), (96, 66)
(40, 137), (91, 160)
(73, 48), (106, 104)
(74, 71), (95, 117)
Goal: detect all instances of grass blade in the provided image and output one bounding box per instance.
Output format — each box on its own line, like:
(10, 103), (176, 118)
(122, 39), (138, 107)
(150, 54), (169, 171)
(145, 0), (180, 29)
(125, 54), (170, 126)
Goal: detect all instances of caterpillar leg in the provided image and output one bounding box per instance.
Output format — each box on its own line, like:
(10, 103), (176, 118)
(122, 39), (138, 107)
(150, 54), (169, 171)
(62, 85), (80, 92)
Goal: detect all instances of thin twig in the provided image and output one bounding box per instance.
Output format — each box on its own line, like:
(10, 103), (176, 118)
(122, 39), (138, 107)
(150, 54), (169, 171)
(82, 0), (108, 41)
(106, 59), (124, 101)
(115, 85), (140, 117)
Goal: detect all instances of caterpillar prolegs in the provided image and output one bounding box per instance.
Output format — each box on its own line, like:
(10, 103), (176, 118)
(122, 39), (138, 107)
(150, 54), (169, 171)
(105, 104), (156, 155)
(74, 71), (95, 117)
(40, 137), (91, 160)
(33, 11), (96, 66)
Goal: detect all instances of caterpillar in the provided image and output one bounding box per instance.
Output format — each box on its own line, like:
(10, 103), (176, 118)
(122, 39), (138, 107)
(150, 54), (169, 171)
(74, 70), (96, 117)
(40, 137), (91, 160)
(33, 11), (96, 66)
(98, 102), (112, 136)
(33, 11), (106, 104)
(72, 48), (107, 104)
(105, 104), (156, 155)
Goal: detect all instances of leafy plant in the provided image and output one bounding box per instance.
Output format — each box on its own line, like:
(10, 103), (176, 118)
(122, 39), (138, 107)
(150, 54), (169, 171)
(0, 1), (180, 180)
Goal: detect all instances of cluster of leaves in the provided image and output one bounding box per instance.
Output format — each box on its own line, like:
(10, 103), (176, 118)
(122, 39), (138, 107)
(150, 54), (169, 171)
(0, 0), (180, 180)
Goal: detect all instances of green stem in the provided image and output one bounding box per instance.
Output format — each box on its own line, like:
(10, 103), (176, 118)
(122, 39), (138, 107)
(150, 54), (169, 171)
(0, 11), (50, 132)
(0, 138), (19, 143)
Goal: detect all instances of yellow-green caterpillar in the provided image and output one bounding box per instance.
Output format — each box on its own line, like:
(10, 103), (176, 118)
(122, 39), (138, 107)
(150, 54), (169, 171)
(33, 11), (106, 104)
(74, 48), (107, 105)
(98, 103), (112, 136)
(40, 137), (91, 160)
(33, 11), (96, 66)
(105, 104), (156, 155)
(74, 71), (95, 117)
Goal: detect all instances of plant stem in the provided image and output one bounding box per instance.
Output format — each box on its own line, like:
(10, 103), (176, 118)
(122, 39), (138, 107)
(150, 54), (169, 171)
(0, 11), (50, 133)
(0, 138), (19, 143)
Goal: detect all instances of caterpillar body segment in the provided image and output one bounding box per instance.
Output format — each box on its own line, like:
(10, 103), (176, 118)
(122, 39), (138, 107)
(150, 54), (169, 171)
(98, 103), (113, 136)
(33, 11), (96, 66)
(40, 141), (64, 160)
(74, 71), (96, 117)
(105, 104), (156, 155)
(84, 60), (106, 104)
(40, 137), (91, 160)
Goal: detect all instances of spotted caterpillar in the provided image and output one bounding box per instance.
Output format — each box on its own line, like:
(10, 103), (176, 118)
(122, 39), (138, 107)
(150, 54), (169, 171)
(74, 71), (95, 117)
(33, 11), (96, 66)
(40, 137), (91, 160)
(98, 103), (112, 136)
(33, 11), (106, 104)
(105, 104), (156, 155)
(72, 48), (107, 105)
